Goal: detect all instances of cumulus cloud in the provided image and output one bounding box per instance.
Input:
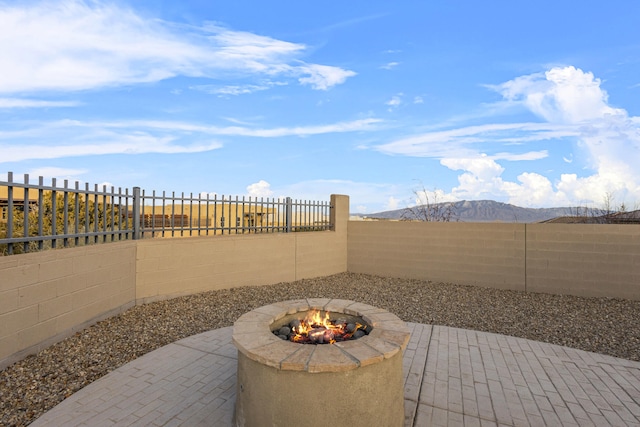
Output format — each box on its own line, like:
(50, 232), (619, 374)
(413, 188), (458, 205)
(246, 180), (273, 197)
(278, 179), (402, 211)
(492, 66), (625, 124)
(385, 196), (400, 210)
(377, 65), (640, 207)
(493, 66), (640, 205)
(0, 0), (355, 95)
(440, 156), (505, 199)
(435, 156), (564, 206)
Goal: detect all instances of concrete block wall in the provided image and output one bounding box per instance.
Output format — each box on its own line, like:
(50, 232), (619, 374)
(526, 224), (640, 299)
(347, 221), (526, 291)
(0, 195), (349, 368)
(0, 242), (137, 369)
(135, 195), (349, 303)
(347, 221), (640, 299)
(136, 233), (297, 302)
(2, 193), (638, 369)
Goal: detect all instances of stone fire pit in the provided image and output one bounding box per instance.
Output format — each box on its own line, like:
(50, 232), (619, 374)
(232, 298), (410, 427)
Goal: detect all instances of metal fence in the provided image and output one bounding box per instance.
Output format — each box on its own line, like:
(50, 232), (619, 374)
(1, 172), (332, 256)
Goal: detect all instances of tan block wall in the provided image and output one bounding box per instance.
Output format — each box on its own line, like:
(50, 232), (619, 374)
(526, 224), (640, 299)
(347, 221), (640, 299)
(135, 233), (297, 302)
(0, 242), (136, 369)
(0, 195), (348, 368)
(136, 195), (350, 302)
(5, 193), (636, 369)
(295, 193), (349, 279)
(348, 221), (526, 291)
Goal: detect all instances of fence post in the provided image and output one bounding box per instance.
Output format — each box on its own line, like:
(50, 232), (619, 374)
(6, 172), (13, 255)
(132, 187), (141, 240)
(285, 197), (292, 233)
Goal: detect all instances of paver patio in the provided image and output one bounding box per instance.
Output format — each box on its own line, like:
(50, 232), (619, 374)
(31, 323), (640, 426)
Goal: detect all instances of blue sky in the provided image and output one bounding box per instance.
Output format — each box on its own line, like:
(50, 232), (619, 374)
(1, 0), (640, 213)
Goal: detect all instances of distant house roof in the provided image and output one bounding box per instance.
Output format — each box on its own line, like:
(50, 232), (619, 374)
(541, 210), (640, 224)
(608, 210), (640, 224)
(540, 216), (600, 224)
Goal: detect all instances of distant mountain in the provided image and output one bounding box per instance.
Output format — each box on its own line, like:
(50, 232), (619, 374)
(355, 200), (578, 223)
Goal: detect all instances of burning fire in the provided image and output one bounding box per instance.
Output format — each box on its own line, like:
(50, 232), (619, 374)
(277, 310), (368, 345)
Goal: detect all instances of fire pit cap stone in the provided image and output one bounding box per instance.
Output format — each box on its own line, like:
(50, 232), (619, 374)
(233, 299), (410, 373)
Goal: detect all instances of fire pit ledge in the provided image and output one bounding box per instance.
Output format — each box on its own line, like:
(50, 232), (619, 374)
(232, 299), (410, 427)
(232, 298), (410, 372)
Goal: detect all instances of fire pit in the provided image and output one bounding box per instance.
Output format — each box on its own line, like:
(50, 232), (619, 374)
(232, 298), (410, 427)
(271, 308), (372, 344)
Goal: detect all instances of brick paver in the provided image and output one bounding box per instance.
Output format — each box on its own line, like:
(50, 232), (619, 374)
(31, 324), (640, 426)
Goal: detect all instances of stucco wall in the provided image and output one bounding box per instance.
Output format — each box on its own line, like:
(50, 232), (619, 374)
(0, 242), (137, 369)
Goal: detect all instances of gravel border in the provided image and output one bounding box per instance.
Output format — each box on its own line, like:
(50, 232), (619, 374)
(2, 272), (640, 426)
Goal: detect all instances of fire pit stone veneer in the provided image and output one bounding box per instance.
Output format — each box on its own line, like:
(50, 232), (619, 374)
(232, 298), (410, 427)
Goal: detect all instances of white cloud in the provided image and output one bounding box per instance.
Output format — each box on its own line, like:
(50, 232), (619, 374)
(503, 173), (558, 207)
(0, 0), (355, 95)
(277, 179), (403, 211)
(0, 131), (223, 163)
(191, 84), (271, 96)
(4, 167), (88, 184)
(386, 94), (403, 111)
(442, 156), (504, 182)
(413, 96), (424, 104)
(385, 196), (400, 210)
(297, 64), (357, 90)
(380, 62), (399, 70)
(413, 188), (458, 205)
(0, 117), (382, 162)
(496, 66), (640, 205)
(129, 117), (382, 138)
(490, 151), (548, 161)
(441, 156), (505, 199)
(376, 65), (640, 207)
(246, 180), (274, 197)
(198, 191), (219, 200)
(376, 122), (576, 158)
(0, 98), (80, 108)
(492, 66), (625, 124)
(435, 151), (640, 208)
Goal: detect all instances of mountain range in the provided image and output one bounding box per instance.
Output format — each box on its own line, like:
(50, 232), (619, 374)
(355, 200), (581, 223)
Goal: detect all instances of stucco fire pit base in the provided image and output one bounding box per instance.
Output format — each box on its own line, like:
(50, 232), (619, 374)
(232, 299), (410, 427)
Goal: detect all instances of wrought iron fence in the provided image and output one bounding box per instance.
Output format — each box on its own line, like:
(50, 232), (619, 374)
(1, 172), (332, 256)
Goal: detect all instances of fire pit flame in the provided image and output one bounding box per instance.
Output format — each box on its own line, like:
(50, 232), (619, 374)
(274, 309), (369, 344)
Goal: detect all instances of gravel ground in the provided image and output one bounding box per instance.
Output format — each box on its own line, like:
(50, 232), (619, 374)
(2, 272), (640, 426)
